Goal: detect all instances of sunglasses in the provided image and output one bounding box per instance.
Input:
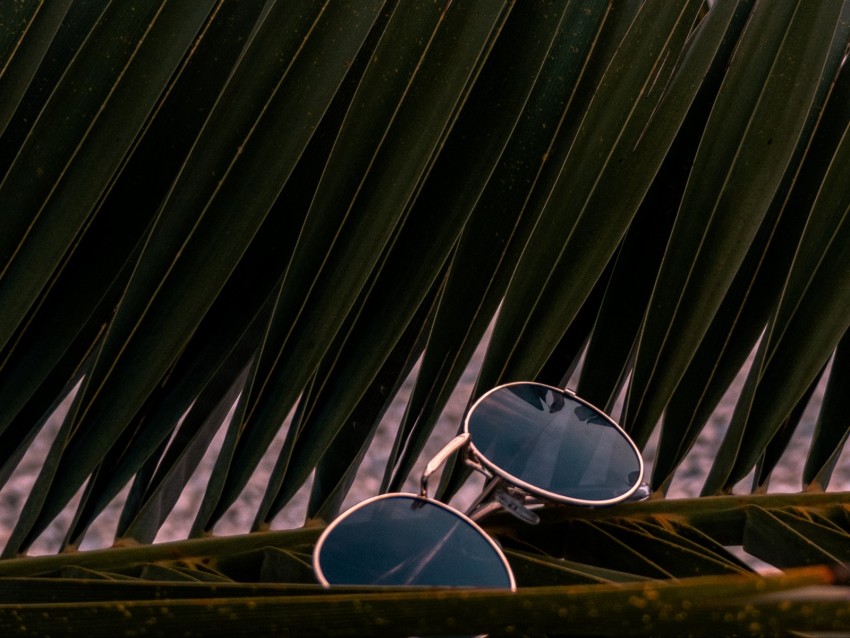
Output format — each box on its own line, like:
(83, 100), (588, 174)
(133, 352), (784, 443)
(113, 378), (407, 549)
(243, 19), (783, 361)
(313, 381), (645, 589)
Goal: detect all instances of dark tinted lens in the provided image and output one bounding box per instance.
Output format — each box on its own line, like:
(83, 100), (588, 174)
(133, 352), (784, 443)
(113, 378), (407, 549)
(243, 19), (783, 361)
(467, 383), (641, 502)
(315, 495), (513, 588)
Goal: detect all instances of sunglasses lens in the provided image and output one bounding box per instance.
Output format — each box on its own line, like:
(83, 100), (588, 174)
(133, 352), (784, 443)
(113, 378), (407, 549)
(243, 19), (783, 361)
(467, 383), (642, 503)
(314, 495), (514, 588)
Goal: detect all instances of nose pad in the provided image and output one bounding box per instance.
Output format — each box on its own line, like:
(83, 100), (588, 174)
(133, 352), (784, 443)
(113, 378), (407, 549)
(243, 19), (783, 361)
(626, 480), (651, 502)
(495, 489), (540, 525)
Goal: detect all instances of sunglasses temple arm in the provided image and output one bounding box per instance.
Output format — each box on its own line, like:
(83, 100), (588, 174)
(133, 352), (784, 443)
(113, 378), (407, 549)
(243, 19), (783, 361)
(420, 433), (470, 498)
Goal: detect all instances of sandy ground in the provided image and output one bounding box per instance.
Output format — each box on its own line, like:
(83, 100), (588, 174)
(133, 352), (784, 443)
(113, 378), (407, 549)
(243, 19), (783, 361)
(2, 342), (849, 555)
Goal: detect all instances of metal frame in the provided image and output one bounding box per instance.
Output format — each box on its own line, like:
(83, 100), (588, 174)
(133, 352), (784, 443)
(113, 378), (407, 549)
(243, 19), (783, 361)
(313, 491), (517, 591)
(462, 381), (646, 510)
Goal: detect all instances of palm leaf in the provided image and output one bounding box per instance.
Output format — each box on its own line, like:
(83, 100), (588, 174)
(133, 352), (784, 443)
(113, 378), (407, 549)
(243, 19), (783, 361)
(4, 1), (850, 635)
(478, 0), (706, 392)
(0, 494), (848, 635)
(0, 0), (73, 135)
(197, 0), (513, 534)
(627, 0), (850, 448)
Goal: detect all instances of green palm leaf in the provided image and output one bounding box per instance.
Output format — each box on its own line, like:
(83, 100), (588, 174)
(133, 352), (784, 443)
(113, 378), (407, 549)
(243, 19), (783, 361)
(4, 1), (850, 634)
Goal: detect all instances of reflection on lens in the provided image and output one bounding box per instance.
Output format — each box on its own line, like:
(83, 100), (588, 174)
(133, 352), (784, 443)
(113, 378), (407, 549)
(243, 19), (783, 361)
(315, 494), (514, 588)
(466, 383), (642, 503)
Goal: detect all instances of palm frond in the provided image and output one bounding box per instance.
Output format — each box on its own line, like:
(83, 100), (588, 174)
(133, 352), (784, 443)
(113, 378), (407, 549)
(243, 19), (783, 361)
(4, 0), (850, 634)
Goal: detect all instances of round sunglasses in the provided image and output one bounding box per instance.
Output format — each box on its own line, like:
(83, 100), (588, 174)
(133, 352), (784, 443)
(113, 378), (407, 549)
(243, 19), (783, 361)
(313, 382), (645, 589)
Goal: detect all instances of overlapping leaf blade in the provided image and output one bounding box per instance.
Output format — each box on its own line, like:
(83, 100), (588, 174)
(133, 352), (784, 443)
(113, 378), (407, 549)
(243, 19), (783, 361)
(384, 0), (616, 492)
(477, 0), (704, 396)
(654, 3), (850, 493)
(0, 0), (217, 353)
(804, 330), (850, 489)
(702, 17), (850, 493)
(0, 0), (268, 532)
(626, 0), (850, 451)
(0, 1), (106, 177)
(3, 0), (383, 554)
(0, 0), (40, 67)
(194, 0), (512, 533)
(0, 0), (72, 135)
(268, 0), (583, 518)
(577, 0), (754, 415)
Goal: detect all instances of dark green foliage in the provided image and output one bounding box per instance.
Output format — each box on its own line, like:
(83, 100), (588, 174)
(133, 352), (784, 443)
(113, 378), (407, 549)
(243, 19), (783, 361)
(3, 1), (850, 634)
